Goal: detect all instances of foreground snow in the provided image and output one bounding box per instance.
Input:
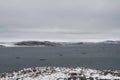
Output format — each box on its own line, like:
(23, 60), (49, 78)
(0, 67), (120, 80)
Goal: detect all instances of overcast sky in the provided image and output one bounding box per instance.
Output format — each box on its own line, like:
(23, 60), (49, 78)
(0, 0), (120, 42)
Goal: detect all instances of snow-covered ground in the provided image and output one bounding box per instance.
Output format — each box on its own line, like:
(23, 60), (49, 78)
(0, 42), (15, 47)
(0, 67), (120, 80)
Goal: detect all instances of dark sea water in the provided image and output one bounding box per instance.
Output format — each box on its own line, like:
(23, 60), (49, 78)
(0, 44), (120, 73)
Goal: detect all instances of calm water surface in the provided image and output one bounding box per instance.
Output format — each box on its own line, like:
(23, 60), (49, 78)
(0, 44), (120, 72)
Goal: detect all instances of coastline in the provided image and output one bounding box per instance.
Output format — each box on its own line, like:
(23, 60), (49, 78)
(0, 67), (120, 80)
(0, 40), (120, 79)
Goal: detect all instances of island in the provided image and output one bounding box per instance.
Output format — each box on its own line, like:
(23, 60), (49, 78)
(14, 41), (63, 47)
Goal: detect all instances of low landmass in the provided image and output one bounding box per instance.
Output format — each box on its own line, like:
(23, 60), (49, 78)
(100, 40), (120, 44)
(14, 41), (63, 47)
(0, 40), (120, 47)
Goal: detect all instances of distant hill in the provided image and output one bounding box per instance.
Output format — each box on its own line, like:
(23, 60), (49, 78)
(14, 41), (63, 47)
(100, 40), (120, 44)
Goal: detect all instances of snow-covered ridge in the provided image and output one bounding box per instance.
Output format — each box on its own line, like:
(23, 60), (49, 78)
(0, 67), (120, 80)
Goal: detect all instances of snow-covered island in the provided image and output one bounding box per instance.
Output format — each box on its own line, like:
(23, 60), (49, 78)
(0, 67), (120, 80)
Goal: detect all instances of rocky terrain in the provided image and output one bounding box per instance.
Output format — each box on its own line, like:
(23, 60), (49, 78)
(0, 67), (120, 80)
(14, 41), (63, 47)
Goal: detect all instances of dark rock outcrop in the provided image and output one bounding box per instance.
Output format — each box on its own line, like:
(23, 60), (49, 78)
(16, 57), (21, 59)
(39, 59), (47, 61)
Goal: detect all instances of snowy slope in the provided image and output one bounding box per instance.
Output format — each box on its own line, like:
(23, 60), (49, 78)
(0, 67), (120, 80)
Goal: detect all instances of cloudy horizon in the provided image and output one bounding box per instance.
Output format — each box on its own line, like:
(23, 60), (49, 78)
(0, 0), (120, 42)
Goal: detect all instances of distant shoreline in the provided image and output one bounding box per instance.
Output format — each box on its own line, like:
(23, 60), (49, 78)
(0, 40), (120, 47)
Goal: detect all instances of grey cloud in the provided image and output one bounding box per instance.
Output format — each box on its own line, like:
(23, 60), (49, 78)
(0, 0), (120, 42)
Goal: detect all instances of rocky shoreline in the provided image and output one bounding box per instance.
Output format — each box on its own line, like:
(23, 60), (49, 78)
(0, 67), (120, 80)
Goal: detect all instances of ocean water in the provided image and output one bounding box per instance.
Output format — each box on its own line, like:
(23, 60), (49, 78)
(0, 44), (120, 72)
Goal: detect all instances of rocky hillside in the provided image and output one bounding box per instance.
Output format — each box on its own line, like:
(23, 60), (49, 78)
(0, 67), (120, 80)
